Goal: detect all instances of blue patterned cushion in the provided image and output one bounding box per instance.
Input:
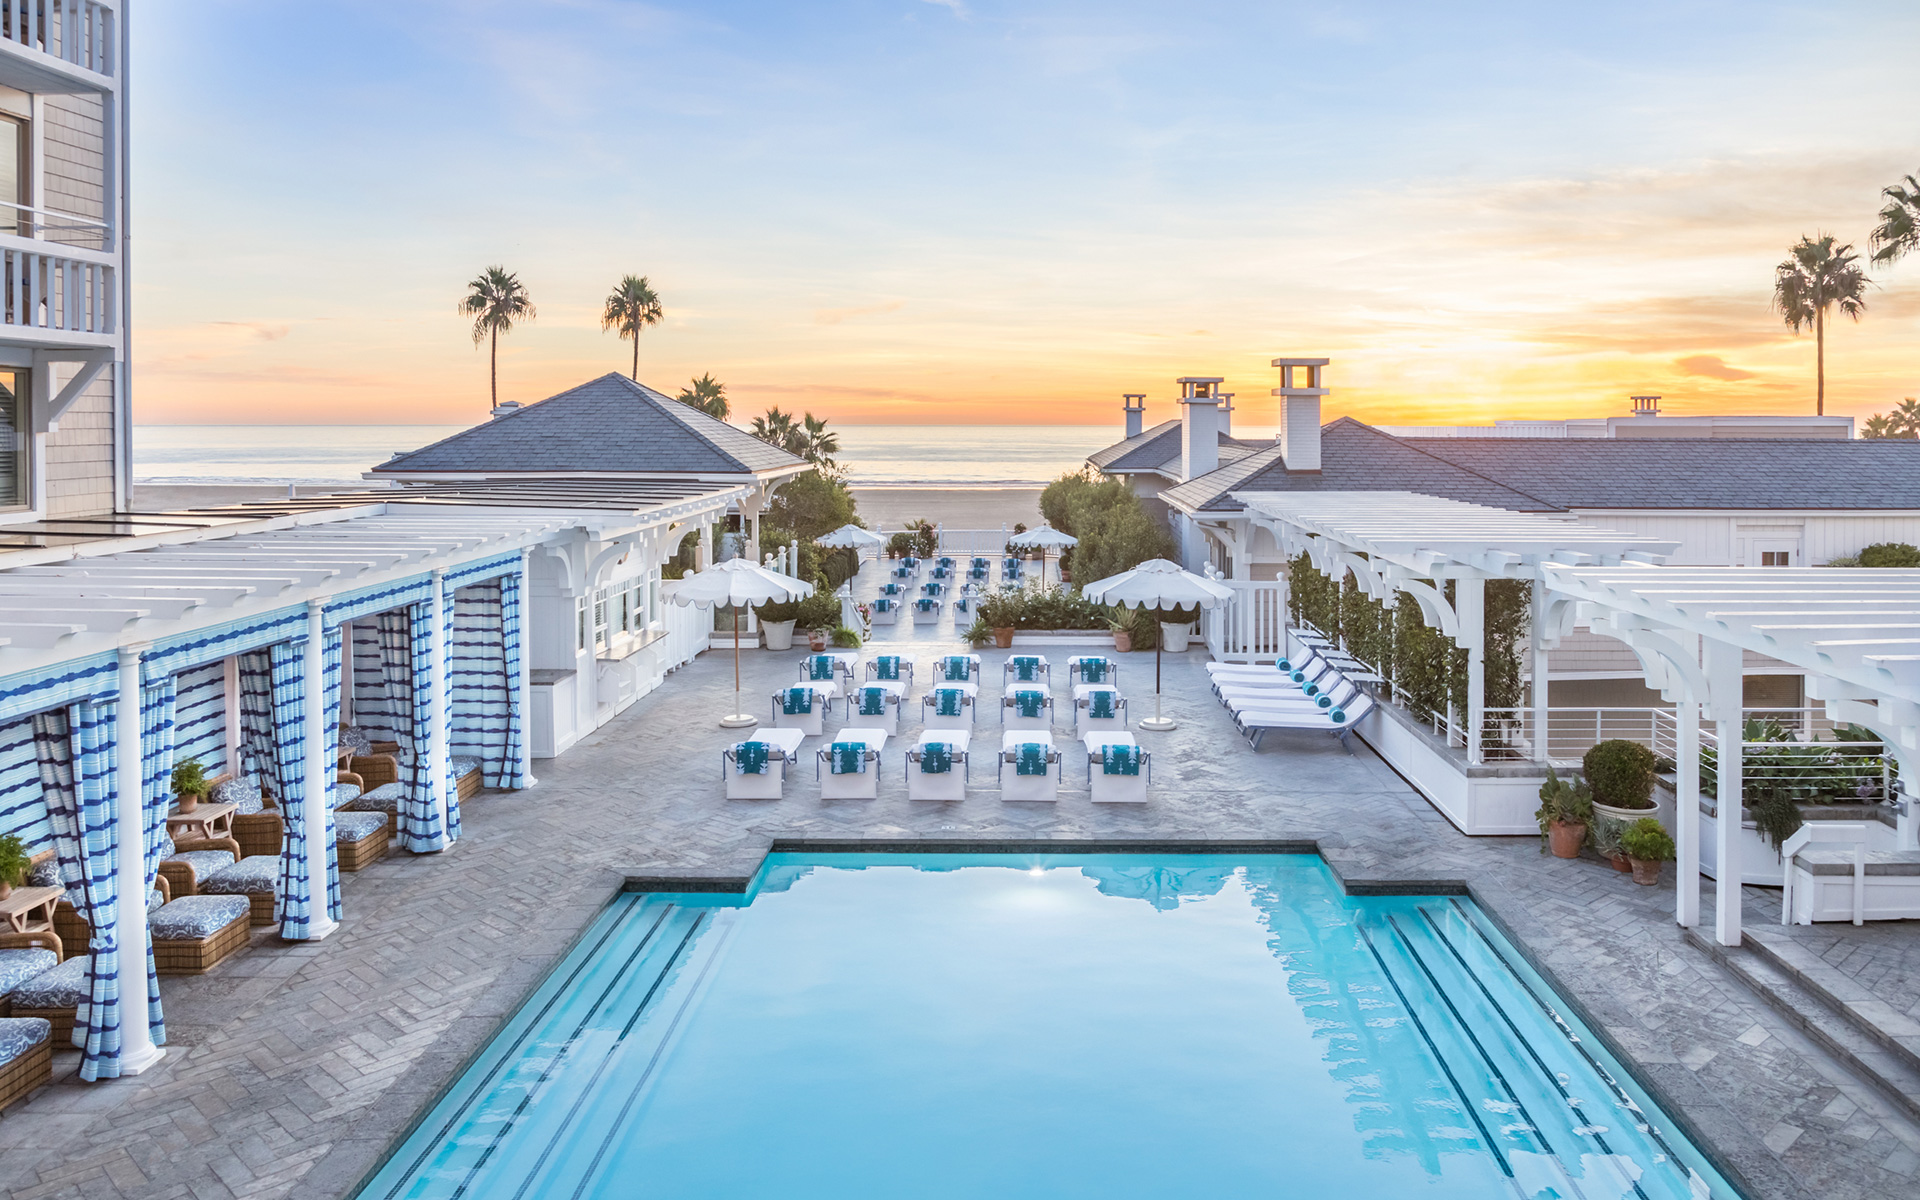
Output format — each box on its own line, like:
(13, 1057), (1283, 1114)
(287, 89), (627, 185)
(343, 782), (405, 815)
(334, 782), (363, 805)
(0, 1016), (50, 1063)
(213, 775), (264, 815)
(450, 755), (482, 778)
(150, 895), (250, 941)
(338, 725), (373, 756)
(165, 849), (235, 879)
(158, 829), (176, 858)
(9, 956), (87, 1009)
(201, 855), (281, 896)
(0, 948), (58, 997)
(335, 811), (387, 845)
(26, 858), (59, 888)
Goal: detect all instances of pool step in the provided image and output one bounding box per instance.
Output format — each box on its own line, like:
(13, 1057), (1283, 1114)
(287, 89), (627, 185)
(1685, 928), (1920, 1125)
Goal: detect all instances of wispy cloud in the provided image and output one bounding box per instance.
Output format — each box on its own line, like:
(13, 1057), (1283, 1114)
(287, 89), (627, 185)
(1674, 354), (1756, 381)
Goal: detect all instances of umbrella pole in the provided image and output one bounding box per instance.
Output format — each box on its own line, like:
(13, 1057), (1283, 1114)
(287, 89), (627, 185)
(1140, 607), (1176, 731)
(720, 602), (757, 728)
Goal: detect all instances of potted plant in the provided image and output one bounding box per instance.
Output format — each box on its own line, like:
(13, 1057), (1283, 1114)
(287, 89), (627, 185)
(1156, 604), (1200, 653)
(1620, 817), (1675, 886)
(1535, 766), (1593, 859)
(0, 832), (28, 901)
(832, 626), (863, 649)
(1583, 739), (1658, 822)
(172, 758), (212, 814)
(798, 591), (841, 652)
(1110, 616), (1133, 653)
(964, 619), (994, 649)
(976, 591), (1016, 648)
(755, 597), (801, 651)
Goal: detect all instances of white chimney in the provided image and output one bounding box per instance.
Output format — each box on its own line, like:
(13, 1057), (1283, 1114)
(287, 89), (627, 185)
(1272, 357), (1329, 472)
(1178, 376), (1224, 480)
(1218, 392), (1234, 436)
(1123, 393), (1146, 439)
(491, 401), (522, 420)
(1630, 394), (1661, 417)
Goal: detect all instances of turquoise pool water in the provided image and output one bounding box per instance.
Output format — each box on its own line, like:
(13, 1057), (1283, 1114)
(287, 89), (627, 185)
(361, 854), (1739, 1200)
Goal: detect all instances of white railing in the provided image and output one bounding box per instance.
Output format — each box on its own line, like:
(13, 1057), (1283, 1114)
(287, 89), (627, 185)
(0, 240), (115, 336)
(1, 0), (115, 78)
(1480, 707), (1680, 763)
(659, 600), (706, 671)
(1204, 580), (1288, 660)
(0, 200), (110, 251)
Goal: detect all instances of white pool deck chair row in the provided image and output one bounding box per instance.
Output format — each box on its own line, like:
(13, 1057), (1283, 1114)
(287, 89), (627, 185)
(723, 730), (1148, 803)
(817, 726), (888, 799)
(1207, 647), (1375, 751)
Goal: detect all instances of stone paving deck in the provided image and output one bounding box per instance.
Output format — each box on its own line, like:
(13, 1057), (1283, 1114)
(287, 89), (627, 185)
(2, 599), (1918, 1200)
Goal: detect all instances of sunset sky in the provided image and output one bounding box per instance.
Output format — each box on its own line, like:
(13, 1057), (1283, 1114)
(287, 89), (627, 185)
(136, 0), (1919, 428)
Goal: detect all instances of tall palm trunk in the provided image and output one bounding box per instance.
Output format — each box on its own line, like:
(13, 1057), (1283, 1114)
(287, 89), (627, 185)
(1815, 305), (1825, 416)
(632, 335), (639, 381)
(490, 325), (499, 410)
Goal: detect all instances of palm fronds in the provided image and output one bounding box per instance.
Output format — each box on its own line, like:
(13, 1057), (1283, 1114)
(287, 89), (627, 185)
(602, 275), (663, 379)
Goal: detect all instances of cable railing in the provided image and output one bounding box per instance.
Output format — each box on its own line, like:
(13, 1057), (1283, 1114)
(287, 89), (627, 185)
(0, 199), (110, 251)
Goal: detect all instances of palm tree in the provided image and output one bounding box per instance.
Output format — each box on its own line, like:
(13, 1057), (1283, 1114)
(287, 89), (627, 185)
(1897, 397), (1920, 435)
(750, 407), (798, 449)
(601, 275), (662, 380)
(459, 266), (536, 410)
(1772, 235), (1870, 415)
(797, 413), (841, 471)
(1863, 414), (1902, 439)
(1870, 174), (1920, 266)
(676, 373), (729, 419)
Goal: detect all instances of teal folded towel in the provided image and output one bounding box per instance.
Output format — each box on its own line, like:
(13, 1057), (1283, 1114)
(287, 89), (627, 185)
(1012, 689), (1046, 719)
(1014, 743), (1049, 776)
(828, 741), (866, 774)
(942, 656), (971, 681)
(1088, 690), (1116, 720)
(1078, 658), (1109, 683)
(875, 598), (895, 612)
(807, 655), (836, 681)
(919, 742), (953, 774)
(933, 567), (950, 579)
(1010, 656), (1042, 681)
(922, 584), (940, 596)
(873, 656), (902, 680)
(858, 687), (888, 717)
(1315, 694), (1332, 709)
(1102, 745), (1142, 776)
(782, 687), (814, 715)
(734, 741), (771, 775)
(932, 688), (964, 717)
(916, 599), (936, 612)
(955, 596), (970, 613)
(883, 583), (901, 595)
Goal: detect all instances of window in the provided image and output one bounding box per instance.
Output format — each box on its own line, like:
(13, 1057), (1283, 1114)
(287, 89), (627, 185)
(593, 590), (609, 649)
(0, 368), (28, 511)
(576, 595), (588, 652)
(1760, 550), (1791, 567)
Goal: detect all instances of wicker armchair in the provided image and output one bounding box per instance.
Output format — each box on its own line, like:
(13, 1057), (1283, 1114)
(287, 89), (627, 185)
(156, 831), (243, 899)
(343, 752), (401, 790)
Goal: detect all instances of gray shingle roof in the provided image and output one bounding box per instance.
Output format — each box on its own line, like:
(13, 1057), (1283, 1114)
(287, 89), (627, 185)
(371, 373), (807, 477)
(1087, 420), (1265, 480)
(1161, 417), (1920, 514)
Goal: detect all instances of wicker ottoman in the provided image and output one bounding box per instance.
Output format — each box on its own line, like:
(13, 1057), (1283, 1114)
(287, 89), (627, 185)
(199, 856), (282, 927)
(151, 895), (252, 975)
(0, 941), (60, 1015)
(334, 810), (390, 872)
(52, 901), (89, 962)
(7, 957), (86, 1045)
(0, 1017), (52, 1111)
(452, 755), (484, 801)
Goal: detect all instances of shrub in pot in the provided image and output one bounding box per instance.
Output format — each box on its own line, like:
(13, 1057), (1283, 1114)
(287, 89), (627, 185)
(172, 758), (212, 814)
(0, 831), (27, 900)
(1109, 618), (1133, 652)
(1583, 739), (1657, 820)
(1620, 817), (1675, 886)
(1535, 767), (1593, 859)
(831, 626), (863, 649)
(964, 619), (994, 649)
(755, 597), (802, 651)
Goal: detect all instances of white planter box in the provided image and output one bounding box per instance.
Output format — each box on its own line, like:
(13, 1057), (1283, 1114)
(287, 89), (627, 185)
(1159, 622), (1195, 652)
(762, 619), (797, 651)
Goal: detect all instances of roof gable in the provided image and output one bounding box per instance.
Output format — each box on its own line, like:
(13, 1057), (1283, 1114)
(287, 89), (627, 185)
(372, 373), (807, 476)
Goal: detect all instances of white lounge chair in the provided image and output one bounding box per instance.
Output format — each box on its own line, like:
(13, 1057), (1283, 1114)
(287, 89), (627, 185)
(818, 727), (887, 799)
(847, 684), (903, 736)
(723, 728), (809, 800)
(1004, 655), (1050, 688)
(771, 683), (835, 737)
(998, 731), (1059, 802)
(1220, 679), (1361, 717)
(1067, 656), (1116, 687)
(1236, 694), (1376, 751)
(932, 654), (981, 685)
(907, 730), (970, 801)
(1083, 731), (1148, 803)
(871, 597), (900, 625)
(912, 598), (942, 625)
(1002, 687), (1053, 730)
(796, 653), (848, 698)
(1074, 687), (1127, 737)
(923, 686), (976, 730)
(865, 654), (915, 690)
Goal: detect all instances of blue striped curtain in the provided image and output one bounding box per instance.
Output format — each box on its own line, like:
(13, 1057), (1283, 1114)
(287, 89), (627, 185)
(33, 701), (160, 1079)
(318, 625), (343, 921)
(0, 715), (46, 848)
(170, 662), (226, 775)
(236, 652), (277, 793)
(442, 585), (461, 843)
(135, 678), (173, 1042)
(350, 622), (403, 745)
(450, 580), (517, 792)
(498, 568), (524, 789)
(268, 640), (314, 938)
(402, 602), (447, 852)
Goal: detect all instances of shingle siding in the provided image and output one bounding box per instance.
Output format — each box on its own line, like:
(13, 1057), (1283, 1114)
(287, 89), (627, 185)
(41, 93), (104, 222)
(44, 365), (116, 518)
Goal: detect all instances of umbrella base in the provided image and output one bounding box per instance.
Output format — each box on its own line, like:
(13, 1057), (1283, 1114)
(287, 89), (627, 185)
(719, 713), (760, 729)
(1138, 717), (1177, 732)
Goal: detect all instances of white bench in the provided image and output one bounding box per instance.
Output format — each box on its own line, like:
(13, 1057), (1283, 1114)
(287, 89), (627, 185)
(1783, 822), (1920, 924)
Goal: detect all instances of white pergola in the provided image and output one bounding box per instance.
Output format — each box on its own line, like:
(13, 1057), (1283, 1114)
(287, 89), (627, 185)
(1235, 492), (1678, 763)
(1543, 566), (1920, 945)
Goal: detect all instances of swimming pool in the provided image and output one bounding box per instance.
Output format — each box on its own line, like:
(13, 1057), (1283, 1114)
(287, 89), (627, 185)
(360, 854), (1738, 1200)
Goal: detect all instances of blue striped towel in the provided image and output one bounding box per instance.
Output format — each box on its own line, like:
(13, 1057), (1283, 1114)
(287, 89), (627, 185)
(858, 687), (888, 717)
(883, 582), (901, 595)
(942, 656), (972, 681)
(932, 688), (964, 717)
(873, 656), (902, 680)
(1014, 743), (1049, 776)
(919, 742), (953, 774)
(916, 599), (937, 613)
(782, 687), (814, 715)
(1078, 658), (1109, 683)
(734, 741), (770, 775)
(806, 655), (836, 681)
(1102, 745), (1142, 776)
(1087, 690), (1116, 720)
(1012, 689), (1046, 719)
(1010, 656), (1042, 681)
(875, 598), (896, 612)
(828, 742), (866, 774)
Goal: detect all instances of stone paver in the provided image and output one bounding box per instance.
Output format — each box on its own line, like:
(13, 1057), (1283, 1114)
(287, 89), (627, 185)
(1, 586), (1917, 1200)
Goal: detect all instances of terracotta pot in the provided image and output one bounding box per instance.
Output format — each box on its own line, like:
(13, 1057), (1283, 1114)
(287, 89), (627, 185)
(1114, 630), (1133, 653)
(1548, 820), (1586, 859)
(993, 627), (1015, 649)
(1630, 858), (1663, 886)
(0, 880), (11, 901)
(807, 630), (828, 651)
(177, 792), (200, 814)
(1608, 852), (1633, 873)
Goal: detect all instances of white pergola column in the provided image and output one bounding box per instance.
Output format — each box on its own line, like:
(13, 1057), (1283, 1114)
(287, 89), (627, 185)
(298, 601), (338, 940)
(1675, 683), (1701, 928)
(1529, 586), (1552, 763)
(427, 568), (452, 843)
(113, 645), (164, 1074)
(517, 549), (537, 788)
(1457, 577), (1485, 765)
(1705, 637), (1744, 946)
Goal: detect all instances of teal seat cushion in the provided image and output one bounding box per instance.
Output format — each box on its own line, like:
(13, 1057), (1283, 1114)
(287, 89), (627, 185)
(343, 782), (406, 816)
(450, 755), (482, 778)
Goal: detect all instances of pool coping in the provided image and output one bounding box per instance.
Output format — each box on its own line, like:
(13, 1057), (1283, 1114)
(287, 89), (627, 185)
(320, 839), (1803, 1200)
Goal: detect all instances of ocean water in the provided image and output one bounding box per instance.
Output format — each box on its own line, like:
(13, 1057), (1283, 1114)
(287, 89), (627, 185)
(132, 423), (1279, 488)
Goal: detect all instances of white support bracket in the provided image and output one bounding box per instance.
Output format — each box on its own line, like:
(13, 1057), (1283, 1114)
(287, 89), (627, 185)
(32, 347), (114, 433)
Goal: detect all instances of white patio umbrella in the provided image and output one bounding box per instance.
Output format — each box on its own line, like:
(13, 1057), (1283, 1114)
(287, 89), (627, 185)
(669, 559), (816, 728)
(1007, 522), (1078, 586)
(815, 523), (886, 583)
(1081, 558), (1234, 731)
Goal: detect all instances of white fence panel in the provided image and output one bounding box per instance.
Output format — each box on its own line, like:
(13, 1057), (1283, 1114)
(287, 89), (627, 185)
(1204, 580), (1288, 661)
(660, 600), (706, 671)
